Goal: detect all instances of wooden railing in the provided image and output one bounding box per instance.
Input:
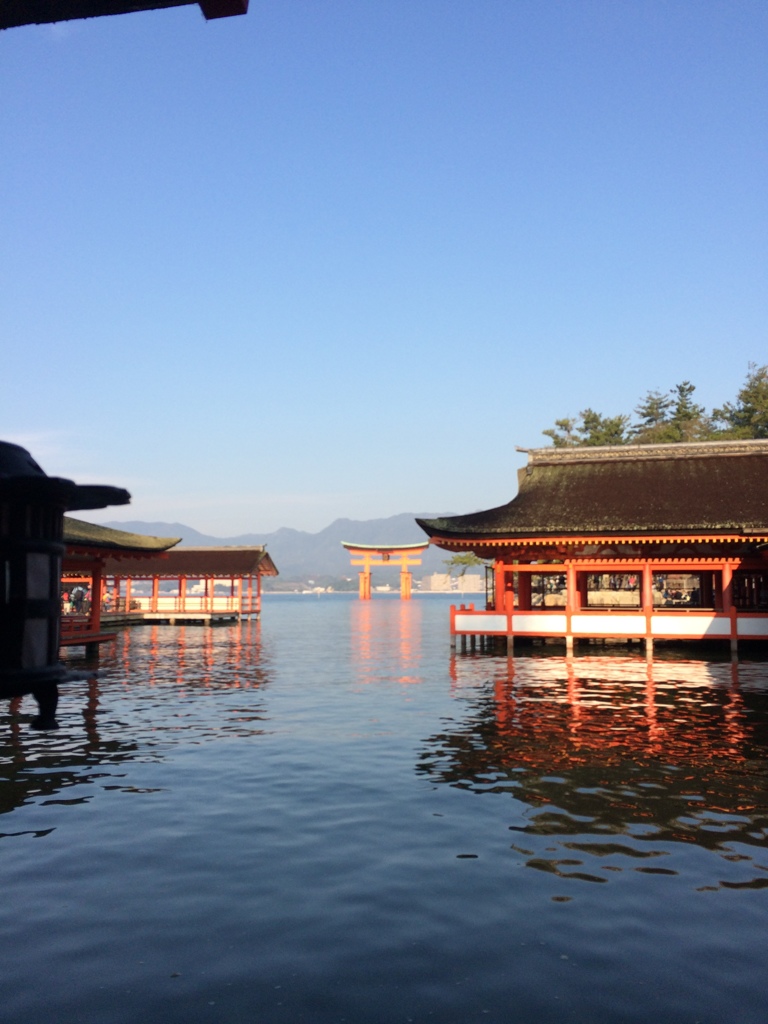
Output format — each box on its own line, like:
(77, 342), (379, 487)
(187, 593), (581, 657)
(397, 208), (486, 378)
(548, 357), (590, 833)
(105, 595), (260, 615)
(450, 604), (768, 643)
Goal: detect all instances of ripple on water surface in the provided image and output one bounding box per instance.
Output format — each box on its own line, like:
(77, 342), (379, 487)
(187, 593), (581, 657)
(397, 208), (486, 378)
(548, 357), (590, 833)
(1, 598), (768, 1023)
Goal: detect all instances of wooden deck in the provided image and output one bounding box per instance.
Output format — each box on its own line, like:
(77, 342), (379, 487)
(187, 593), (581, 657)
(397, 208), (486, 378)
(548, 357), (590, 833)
(60, 630), (117, 649)
(102, 610), (242, 626)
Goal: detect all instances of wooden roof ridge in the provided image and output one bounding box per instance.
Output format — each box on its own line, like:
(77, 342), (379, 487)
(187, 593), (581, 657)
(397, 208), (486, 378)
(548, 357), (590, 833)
(521, 438), (768, 467)
(64, 517), (181, 553)
(98, 546), (279, 578)
(175, 545), (269, 551)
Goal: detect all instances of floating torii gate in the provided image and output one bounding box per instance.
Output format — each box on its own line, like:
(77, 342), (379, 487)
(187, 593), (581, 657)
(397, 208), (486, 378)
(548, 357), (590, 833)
(341, 541), (430, 600)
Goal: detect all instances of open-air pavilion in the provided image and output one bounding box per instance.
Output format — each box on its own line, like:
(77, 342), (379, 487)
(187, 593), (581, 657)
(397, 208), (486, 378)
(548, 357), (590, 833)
(62, 521), (278, 653)
(62, 518), (181, 651)
(99, 545), (278, 624)
(417, 439), (768, 655)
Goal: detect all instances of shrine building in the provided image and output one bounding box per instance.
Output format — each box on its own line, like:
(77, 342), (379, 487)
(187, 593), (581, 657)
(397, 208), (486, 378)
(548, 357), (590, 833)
(417, 439), (768, 654)
(62, 518), (181, 651)
(98, 544), (278, 622)
(61, 519), (278, 652)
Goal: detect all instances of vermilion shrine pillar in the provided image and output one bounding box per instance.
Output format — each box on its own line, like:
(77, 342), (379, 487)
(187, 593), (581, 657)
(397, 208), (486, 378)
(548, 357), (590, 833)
(91, 561), (103, 636)
(642, 563), (655, 656)
(517, 572), (532, 611)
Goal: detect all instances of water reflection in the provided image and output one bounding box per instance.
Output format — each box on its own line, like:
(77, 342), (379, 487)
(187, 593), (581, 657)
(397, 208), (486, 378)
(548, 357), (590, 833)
(420, 655), (768, 892)
(351, 598), (424, 685)
(0, 621), (273, 820)
(1, 599), (767, 1024)
(111, 619), (271, 692)
(0, 677), (142, 826)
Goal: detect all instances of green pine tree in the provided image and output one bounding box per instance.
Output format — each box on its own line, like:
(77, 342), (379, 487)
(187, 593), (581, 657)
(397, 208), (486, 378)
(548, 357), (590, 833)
(713, 364), (768, 439)
(543, 409), (630, 447)
(443, 552), (488, 577)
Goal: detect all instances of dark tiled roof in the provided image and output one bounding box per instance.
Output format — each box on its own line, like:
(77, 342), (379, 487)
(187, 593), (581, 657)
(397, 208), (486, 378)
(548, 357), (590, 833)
(417, 440), (768, 539)
(99, 547), (278, 578)
(64, 517), (181, 552)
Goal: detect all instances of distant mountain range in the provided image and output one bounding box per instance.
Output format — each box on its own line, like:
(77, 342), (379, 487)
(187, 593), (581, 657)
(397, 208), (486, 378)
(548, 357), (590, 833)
(98, 513), (455, 580)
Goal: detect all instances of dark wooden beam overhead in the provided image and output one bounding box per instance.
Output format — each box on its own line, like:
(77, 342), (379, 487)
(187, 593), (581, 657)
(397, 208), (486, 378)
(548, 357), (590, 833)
(199, 0), (247, 18)
(1, 0), (248, 29)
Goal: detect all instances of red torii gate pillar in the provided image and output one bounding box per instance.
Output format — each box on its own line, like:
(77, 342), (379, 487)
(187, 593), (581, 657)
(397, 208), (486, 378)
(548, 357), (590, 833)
(341, 542), (430, 600)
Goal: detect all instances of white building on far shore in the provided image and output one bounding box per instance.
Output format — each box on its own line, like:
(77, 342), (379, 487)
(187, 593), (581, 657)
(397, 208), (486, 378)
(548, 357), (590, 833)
(421, 573), (484, 593)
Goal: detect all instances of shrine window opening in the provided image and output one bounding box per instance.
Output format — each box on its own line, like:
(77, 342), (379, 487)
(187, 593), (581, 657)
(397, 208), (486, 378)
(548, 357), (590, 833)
(582, 573), (640, 609)
(651, 572), (716, 610)
(507, 571), (566, 610)
(531, 573), (566, 608)
(733, 572), (768, 610)
(485, 564), (495, 611)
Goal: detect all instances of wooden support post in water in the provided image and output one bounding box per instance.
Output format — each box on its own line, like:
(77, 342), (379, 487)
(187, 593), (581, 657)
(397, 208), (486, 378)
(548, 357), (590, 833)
(722, 563), (737, 656)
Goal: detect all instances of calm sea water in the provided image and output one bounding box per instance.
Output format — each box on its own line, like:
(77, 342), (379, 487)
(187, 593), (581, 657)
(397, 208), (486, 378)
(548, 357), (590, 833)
(2, 594), (768, 1023)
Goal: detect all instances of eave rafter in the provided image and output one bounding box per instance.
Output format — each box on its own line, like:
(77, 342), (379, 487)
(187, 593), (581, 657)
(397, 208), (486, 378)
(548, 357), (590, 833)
(430, 533), (768, 547)
(428, 533), (768, 564)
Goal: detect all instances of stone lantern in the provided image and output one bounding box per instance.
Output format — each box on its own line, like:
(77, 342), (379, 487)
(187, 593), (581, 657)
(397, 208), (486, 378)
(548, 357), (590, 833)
(0, 441), (130, 728)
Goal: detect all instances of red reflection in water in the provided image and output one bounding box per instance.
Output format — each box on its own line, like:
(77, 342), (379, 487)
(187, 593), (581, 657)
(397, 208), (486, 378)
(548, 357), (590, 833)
(421, 654), (768, 871)
(451, 654), (754, 768)
(351, 599), (424, 685)
(112, 620), (268, 692)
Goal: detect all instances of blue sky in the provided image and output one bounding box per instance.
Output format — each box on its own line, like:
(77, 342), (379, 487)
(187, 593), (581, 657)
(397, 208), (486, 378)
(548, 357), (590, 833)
(2, 1), (766, 535)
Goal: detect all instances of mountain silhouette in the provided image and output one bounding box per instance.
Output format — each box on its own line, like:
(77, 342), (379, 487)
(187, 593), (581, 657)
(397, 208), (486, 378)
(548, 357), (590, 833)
(96, 513), (456, 579)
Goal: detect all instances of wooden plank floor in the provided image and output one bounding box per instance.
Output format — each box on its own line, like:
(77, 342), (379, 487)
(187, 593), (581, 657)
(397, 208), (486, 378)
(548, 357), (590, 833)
(102, 611), (241, 625)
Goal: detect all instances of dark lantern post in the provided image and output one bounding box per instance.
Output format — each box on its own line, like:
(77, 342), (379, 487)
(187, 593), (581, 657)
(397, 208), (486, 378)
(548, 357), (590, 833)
(0, 441), (130, 729)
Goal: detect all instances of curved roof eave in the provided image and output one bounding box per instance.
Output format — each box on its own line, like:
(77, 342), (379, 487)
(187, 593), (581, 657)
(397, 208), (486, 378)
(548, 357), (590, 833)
(64, 517), (181, 553)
